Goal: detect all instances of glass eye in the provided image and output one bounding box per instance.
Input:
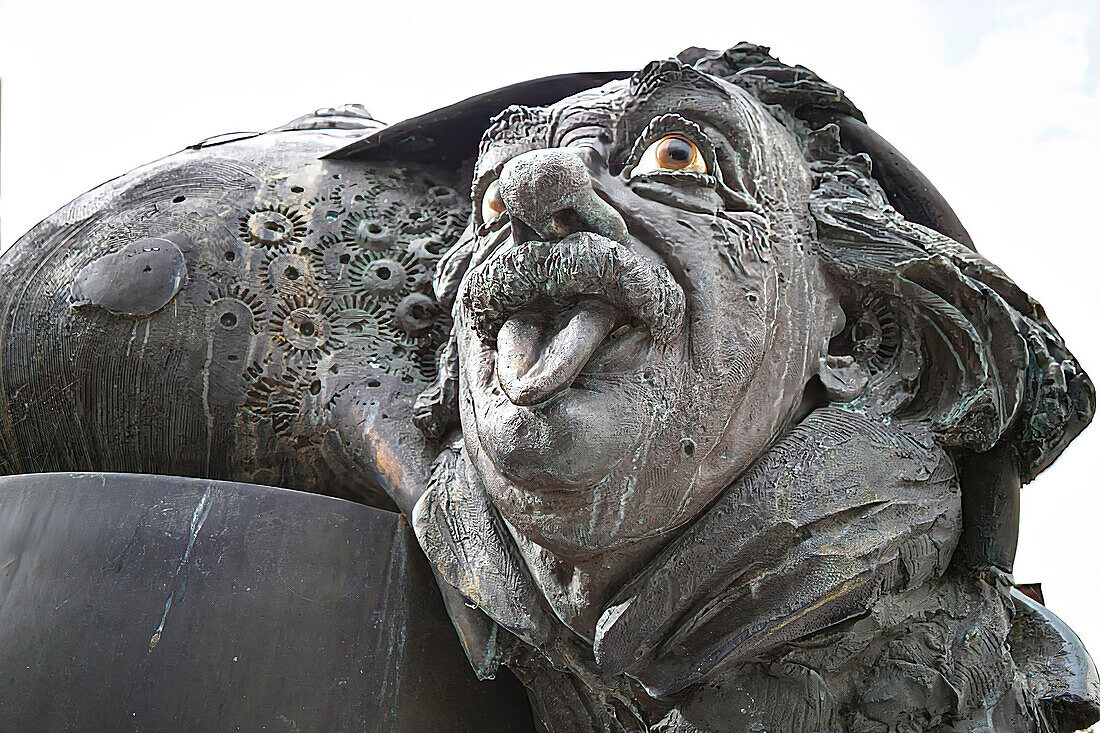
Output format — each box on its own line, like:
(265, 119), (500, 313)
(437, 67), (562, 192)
(480, 179), (506, 224)
(633, 135), (707, 176)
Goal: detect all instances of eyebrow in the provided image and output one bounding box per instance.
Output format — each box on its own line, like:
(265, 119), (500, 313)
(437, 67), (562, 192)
(474, 105), (555, 182)
(478, 105), (552, 157)
(475, 67), (735, 169)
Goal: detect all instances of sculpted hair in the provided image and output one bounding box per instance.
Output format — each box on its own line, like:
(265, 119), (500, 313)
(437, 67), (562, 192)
(683, 43), (1093, 484)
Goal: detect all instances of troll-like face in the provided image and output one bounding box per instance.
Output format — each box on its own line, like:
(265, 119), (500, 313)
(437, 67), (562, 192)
(452, 64), (842, 557)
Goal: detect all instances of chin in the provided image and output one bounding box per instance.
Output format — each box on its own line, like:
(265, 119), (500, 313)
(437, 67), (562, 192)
(483, 461), (705, 558)
(469, 381), (654, 488)
(467, 408), (712, 557)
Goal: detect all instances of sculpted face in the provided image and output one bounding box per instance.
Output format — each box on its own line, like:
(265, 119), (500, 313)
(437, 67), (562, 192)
(453, 65), (843, 556)
(412, 48), (1097, 733)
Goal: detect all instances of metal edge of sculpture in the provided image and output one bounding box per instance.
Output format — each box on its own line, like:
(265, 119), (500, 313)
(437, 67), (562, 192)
(0, 43), (1095, 732)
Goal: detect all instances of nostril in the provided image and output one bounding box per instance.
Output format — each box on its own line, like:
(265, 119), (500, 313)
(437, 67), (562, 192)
(549, 209), (588, 239)
(510, 218), (540, 246)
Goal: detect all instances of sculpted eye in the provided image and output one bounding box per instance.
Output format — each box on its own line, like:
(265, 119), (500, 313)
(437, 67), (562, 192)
(623, 116), (717, 182)
(634, 135), (707, 175)
(480, 179), (506, 224)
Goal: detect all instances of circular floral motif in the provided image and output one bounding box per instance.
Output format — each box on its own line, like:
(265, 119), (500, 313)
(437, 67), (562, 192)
(240, 205), (307, 248)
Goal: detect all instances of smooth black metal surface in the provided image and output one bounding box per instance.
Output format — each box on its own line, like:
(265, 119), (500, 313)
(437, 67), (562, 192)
(0, 473), (533, 732)
(326, 71), (631, 164)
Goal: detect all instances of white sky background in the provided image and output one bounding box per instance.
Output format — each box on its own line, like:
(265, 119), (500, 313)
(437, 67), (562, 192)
(1, 0), (1098, 654)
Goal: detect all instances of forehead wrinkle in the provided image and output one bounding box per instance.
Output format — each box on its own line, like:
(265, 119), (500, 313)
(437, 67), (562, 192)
(621, 75), (738, 126)
(548, 86), (623, 149)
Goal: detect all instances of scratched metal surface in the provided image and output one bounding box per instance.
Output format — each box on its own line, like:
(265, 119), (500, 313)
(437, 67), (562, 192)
(0, 473), (534, 732)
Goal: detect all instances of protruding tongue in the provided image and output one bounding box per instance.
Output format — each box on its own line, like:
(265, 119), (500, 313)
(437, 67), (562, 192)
(497, 297), (619, 406)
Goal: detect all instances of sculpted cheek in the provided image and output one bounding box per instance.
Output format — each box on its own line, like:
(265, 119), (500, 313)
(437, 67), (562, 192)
(684, 264), (768, 393)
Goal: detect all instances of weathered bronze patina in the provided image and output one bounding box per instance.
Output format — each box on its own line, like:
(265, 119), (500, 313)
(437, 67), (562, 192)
(0, 44), (1094, 732)
(407, 45), (1097, 732)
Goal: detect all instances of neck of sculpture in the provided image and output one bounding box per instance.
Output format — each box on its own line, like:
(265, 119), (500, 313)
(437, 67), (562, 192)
(503, 514), (669, 642)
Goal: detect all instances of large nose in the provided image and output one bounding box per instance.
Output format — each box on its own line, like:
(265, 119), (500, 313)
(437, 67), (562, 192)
(497, 148), (628, 243)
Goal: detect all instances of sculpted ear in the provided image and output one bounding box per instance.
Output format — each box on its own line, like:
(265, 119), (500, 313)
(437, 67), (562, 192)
(817, 354), (868, 403)
(811, 152), (1092, 483)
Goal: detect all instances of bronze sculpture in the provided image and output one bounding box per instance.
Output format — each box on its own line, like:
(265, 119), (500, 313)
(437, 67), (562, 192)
(0, 43), (1094, 732)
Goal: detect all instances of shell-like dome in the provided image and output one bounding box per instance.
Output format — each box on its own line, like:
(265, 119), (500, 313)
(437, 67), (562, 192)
(0, 118), (468, 509)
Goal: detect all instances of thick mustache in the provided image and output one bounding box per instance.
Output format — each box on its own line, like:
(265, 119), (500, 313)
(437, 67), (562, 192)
(461, 232), (685, 344)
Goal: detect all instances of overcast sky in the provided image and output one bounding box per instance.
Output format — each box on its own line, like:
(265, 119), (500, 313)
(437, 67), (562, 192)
(2, 0), (1098, 652)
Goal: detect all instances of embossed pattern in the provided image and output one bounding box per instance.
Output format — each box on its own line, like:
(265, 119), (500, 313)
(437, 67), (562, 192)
(0, 126), (467, 508)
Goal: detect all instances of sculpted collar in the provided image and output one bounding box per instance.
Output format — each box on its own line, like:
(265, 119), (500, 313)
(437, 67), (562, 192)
(413, 407), (961, 698)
